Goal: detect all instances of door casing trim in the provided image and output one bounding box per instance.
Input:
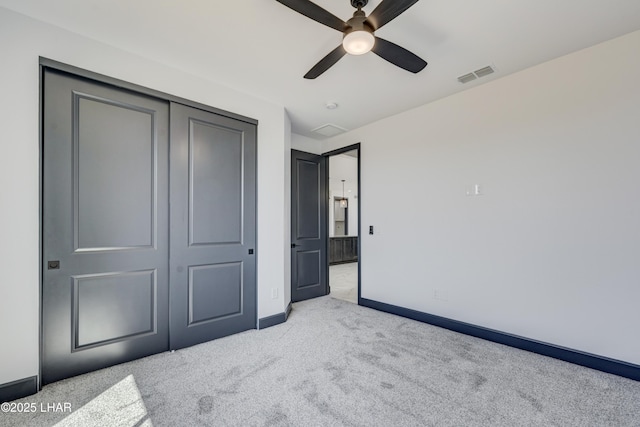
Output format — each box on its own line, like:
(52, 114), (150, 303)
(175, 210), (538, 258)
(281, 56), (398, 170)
(39, 58), (258, 125)
(323, 144), (361, 304)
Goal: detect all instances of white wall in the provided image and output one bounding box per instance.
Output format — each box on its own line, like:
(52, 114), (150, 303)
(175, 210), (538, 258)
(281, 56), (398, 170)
(0, 8), (290, 385)
(325, 30), (640, 365)
(291, 132), (326, 154)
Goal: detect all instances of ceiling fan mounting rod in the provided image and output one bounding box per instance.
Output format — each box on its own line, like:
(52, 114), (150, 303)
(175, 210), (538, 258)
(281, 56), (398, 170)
(351, 0), (368, 9)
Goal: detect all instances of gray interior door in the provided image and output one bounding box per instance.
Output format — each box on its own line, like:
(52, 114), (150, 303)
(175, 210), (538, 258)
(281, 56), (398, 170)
(42, 70), (170, 384)
(291, 150), (327, 302)
(169, 103), (257, 349)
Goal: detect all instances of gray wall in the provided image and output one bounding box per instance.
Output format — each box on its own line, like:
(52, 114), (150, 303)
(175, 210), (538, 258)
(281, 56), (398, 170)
(325, 30), (640, 365)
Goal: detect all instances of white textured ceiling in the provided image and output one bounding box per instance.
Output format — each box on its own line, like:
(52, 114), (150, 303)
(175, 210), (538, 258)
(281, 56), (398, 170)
(2, 0), (640, 140)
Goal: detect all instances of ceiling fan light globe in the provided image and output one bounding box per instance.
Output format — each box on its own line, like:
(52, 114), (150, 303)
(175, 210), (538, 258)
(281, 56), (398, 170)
(343, 31), (375, 55)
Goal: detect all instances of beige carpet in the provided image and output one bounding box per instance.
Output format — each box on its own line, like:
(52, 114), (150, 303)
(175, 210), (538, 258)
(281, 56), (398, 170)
(3, 296), (640, 426)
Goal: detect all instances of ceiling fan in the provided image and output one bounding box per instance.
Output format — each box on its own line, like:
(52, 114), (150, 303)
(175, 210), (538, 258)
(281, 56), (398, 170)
(275, 0), (427, 79)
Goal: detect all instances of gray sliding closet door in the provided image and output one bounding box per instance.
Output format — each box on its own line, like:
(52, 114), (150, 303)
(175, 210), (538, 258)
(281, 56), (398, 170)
(43, 69), (258, 385)
(42, 70), (170, 384)
(169, 103), (257, 350)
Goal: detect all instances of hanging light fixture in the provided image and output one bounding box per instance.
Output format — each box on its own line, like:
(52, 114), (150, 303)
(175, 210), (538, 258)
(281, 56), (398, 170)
(340, 180), (348, 208)
(341, 3), (375, 56)
(342, 30), (375, 55)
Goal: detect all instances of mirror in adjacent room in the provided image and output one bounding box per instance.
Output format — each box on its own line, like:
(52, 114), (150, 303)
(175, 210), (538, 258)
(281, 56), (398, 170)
(333, 180), (348, 236)
(328, 149), (359, 304)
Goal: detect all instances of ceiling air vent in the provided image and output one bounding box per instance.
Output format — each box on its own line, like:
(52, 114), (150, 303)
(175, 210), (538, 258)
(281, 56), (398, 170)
(457, 65), (496, 84)
(474, 65), (495, 78)
(311, 123), (348, 138)
(457, 73), (477, 84)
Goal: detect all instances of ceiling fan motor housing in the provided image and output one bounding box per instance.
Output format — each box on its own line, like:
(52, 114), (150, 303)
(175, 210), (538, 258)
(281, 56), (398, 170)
(344, 9), (375, 36)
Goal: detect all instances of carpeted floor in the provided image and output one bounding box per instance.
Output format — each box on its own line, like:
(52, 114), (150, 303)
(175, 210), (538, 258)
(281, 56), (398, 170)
(3, 296), (640, 426)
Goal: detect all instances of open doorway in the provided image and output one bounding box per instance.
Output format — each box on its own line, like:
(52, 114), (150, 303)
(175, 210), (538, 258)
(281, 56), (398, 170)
(326, 145), (360, 304)
(290, 144), (360, 304)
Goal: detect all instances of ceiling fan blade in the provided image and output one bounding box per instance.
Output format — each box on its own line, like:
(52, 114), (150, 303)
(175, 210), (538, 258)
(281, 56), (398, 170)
(366, 0), (420, 30)
(275, 0), (347, 32)
(371, 37), (427, 73)
(304, 45), (347, 79)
